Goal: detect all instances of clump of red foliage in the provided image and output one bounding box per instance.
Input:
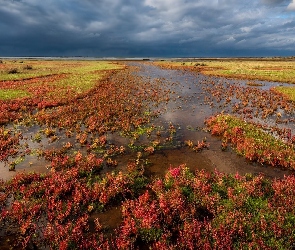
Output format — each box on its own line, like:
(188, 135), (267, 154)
(1, 165), (294, 249)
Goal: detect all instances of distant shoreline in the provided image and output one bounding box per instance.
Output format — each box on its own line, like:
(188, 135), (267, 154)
(1, 56), (295, 61)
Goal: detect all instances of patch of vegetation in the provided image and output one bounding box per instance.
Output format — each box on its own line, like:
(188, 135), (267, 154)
(205, 114), (295, 170)
(23, 65), (33, 70)
(117, 166), (295, 249)
(246, 81), (264, 86)
(8, 68), (19, 74)
(273, 86), (295, 102)
(0, 89), (30, 100)
(0, 60), (123, 81)
(1, 163), (295, 249)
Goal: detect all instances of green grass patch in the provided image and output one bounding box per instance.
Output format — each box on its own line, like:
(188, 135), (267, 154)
(55, 71), (104, 94)
(0, 89), (30, 100)
(273, 86), (295, 101)
(0, 60), (124, 102)
(0, 60), (123, 81)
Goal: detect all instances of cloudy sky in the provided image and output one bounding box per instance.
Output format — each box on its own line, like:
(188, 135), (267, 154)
(0, 0), (295, 57)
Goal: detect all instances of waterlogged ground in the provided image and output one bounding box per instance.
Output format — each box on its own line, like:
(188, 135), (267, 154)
(131, 62), (294, 177)
(0, 62), (293, 181)
(1, 60), (295, 249)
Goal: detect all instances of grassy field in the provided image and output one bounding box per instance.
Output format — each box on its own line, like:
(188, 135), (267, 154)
(0, 60), (123, 81)
(274, 86), (295, 101)
(0, 60), (124, 99)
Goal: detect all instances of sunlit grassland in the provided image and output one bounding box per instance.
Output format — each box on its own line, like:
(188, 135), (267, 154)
(0, 60), (124, 99)
(0, 60), (123, 81)
(0, 89), (30, 100)
(56, 70), (106, 94)
(49, 61), (124, 96)
(274, 86), (295, 102)
(154, 59), (295, 84)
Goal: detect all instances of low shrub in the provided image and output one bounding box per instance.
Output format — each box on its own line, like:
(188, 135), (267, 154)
(24, 65), (33, 70)
(8, 68), (19, 74)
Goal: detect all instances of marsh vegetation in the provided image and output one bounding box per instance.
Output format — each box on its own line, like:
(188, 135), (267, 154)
(0, 58), (294, 249)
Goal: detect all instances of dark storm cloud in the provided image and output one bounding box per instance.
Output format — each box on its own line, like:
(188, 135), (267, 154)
(0, 0), (294, 57)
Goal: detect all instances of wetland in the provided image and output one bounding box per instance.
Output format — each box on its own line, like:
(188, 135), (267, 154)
(0, 58), (295, 249)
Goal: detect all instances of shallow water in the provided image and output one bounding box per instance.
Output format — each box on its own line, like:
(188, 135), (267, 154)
(127, 62), (294, 178)
(0, 62), (294, 181)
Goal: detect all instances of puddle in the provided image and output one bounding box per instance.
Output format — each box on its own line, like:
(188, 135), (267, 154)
(89, 206), (122, 237)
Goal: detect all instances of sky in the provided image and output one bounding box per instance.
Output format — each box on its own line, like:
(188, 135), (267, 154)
(0, 0), (295, 57)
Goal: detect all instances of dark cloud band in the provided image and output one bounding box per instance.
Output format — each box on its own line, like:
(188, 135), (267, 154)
(0, 0), (294, 57)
